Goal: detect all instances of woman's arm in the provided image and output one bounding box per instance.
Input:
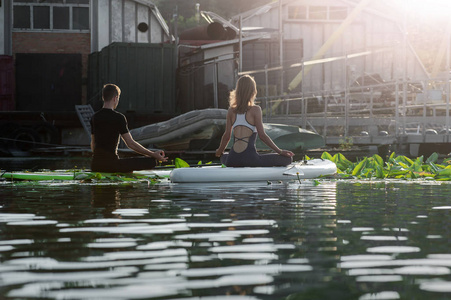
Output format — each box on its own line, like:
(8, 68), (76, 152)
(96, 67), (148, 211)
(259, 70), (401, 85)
(252, 106), (294, 157)
(121, 132), (168, 162)
(215, 108), (234, 157)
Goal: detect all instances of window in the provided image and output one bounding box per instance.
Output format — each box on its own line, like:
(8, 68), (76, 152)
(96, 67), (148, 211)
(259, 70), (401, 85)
(309, 6), (327, 20)
(73, 7), (89, 30)
(13, 6), (30, 29)
(13, 0), (90, 31)
(288, 6), (307, 20)
(288, 5), (348, 21)
(53, 7), (70, 29)
(329, 6), (348, 20)
(34, 6), (50, 29)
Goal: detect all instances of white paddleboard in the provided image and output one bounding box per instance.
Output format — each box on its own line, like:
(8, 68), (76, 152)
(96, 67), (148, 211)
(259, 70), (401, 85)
(170, 159), (336, 183)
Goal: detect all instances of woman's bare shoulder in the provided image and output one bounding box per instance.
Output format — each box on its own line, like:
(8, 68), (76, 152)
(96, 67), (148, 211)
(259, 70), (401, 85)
(248, 105), (262, 114)
(249, 105), (261, 111)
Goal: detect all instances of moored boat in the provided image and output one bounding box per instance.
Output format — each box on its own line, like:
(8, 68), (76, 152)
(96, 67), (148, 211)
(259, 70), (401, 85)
(126, 108), (325, 152)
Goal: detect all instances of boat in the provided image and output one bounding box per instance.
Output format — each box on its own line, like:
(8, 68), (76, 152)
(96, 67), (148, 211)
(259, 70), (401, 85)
(1, 159), (336, 183)
(125, 108), (325, 152)
(126, 108), (227, 151)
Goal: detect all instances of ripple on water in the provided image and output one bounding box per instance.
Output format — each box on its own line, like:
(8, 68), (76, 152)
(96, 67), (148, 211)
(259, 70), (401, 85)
(361, 236), (408, 241)
(7, 220), (58, 226)
(359, 291), (400, 300)
(420, 280), (451, 292)
(0, 213), (37, 223)
(356, 275), (403, 282)
(0, 239), (34, 246)
(366, 246), (421, 254)
(112, 209), (149, 216)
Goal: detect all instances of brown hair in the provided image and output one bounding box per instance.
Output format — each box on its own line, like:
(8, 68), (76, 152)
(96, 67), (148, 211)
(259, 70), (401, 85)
(102, 84), (121, 102)
(229, 75), (257, 114)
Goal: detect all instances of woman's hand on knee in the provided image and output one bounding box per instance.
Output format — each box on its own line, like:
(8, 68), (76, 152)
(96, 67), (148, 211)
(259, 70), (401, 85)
(280, 150), (294, 157)
(215, 149), (223, 157)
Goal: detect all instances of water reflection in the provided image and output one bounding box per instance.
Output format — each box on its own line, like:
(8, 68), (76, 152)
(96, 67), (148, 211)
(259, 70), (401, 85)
(1, 180), (451, 298)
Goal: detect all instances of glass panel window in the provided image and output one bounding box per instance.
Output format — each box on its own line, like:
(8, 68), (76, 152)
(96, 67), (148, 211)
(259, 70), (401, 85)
(309, 6), (327, 20)
(14, 1), (90, 31)
(14, 6), (31, 29)
(67, 0), (90, 4)
(73, 7), (89, 30)
(329, 6), (348, 20)
(33, 6), (50, 29)
(53, 7), (70, 29)
(288, 6), (307, 20)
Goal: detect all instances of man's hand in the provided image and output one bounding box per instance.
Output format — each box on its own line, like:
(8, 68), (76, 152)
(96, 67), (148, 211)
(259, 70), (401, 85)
(153, 150), (168, 162)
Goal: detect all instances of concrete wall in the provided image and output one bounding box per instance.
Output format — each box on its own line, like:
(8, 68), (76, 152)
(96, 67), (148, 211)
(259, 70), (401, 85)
(0, 0), (12, 55)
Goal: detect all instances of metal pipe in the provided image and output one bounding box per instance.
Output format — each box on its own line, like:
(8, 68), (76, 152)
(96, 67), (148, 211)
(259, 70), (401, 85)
(265, 64), (269, 122)
(447, 33), (450, 142)
(213, 59), (218, 108)
(239, 16), (242, 73)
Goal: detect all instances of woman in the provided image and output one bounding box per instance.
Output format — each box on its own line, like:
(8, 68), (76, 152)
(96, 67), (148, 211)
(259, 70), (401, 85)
(215, 75), (294, 167)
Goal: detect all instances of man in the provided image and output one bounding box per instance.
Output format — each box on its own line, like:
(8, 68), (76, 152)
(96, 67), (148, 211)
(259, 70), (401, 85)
(90, 83), (167, 173)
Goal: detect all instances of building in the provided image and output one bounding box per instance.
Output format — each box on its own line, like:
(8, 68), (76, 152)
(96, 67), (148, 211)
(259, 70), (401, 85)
(0, 0), (170, 112)
(232, 0), (429, 95)
(0, 0), (171, 152)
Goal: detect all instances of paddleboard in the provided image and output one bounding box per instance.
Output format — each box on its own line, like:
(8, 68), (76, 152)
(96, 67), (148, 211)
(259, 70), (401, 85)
(170, 159), (336, 183)
(0, 170), (171, 181)
(1, 172), (76, 181)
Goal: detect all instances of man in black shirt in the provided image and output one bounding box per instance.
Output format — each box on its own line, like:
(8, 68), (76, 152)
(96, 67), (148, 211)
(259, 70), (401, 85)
(90, 84), (167, 173)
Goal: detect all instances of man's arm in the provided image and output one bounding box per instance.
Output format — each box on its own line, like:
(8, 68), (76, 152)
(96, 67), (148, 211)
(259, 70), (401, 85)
(121, 132), (168, 162)
(90, 134), (95, 152)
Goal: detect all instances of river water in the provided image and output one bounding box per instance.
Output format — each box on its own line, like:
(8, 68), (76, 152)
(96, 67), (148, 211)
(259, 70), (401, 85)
(1, 176), (451, 299)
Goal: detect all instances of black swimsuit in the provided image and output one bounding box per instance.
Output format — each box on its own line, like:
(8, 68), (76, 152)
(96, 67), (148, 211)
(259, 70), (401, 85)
(221, 112), (292, 167)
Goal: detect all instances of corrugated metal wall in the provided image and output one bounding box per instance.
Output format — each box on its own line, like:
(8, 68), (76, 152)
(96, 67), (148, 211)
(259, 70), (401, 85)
(241, 0), (429, 94)
(88, 42), (176, 115)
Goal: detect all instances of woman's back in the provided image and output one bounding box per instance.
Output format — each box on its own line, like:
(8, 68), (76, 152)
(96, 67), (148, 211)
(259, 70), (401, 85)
(215, 75), (294, 166)
(231, 108), (257, 153)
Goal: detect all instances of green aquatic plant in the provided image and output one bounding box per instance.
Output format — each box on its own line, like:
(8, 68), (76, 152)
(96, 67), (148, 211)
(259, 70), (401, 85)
(321, 151), (451, 181)
(339, 136), (353, 150)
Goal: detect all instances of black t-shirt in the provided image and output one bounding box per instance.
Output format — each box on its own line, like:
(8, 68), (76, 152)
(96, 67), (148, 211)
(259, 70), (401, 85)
(90, 108), (129, 159)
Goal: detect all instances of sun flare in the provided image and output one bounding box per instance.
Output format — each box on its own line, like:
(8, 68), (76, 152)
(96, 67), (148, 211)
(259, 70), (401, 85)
(396, 0), (451, 18)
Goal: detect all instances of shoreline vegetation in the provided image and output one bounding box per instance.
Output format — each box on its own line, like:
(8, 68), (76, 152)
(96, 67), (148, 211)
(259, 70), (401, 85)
(320, 151), (451, 181)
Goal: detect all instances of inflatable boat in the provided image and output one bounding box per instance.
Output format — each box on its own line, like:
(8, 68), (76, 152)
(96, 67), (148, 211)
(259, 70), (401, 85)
(125, 108), (325, 152)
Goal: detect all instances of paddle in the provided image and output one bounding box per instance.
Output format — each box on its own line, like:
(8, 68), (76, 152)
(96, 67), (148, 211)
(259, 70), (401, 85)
(154, 162), (223, 170)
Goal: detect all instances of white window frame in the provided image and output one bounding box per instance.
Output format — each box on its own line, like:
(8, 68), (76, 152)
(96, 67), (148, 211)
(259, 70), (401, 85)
(13, 0), (90, 33)
(287, 5), (348, 21)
